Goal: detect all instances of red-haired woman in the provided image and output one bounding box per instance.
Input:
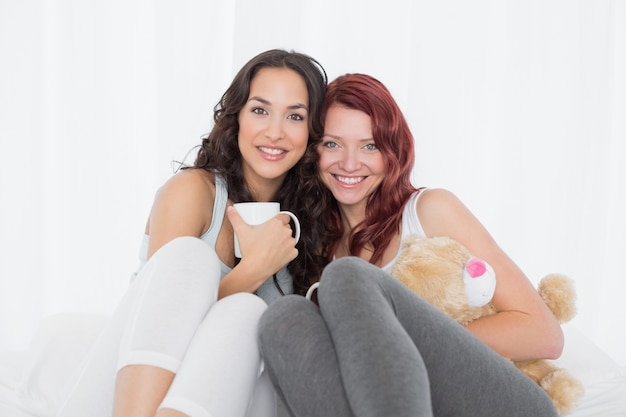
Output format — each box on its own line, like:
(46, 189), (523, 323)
(258, 74), (562, 416)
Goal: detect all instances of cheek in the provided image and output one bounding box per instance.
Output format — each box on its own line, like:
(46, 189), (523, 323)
(317, 154), (339, 187)
(372, 155), (387, 174)
(317, 152), (333, 172)
(290, 126), (309, 154)
(237, 117), (254, 143)
(237, 129), (250, 154)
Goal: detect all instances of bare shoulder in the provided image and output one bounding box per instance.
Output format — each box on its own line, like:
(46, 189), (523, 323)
(416, 188), (464, 220)
(416, 188), (482, 238)
(147, 169), (217, 249)
(158, 168), (216, 197)
(416, 188), (459, 206)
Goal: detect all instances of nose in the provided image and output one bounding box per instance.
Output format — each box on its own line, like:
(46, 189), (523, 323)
(338, 148), (361, 172)
(264, 115), (285, 141)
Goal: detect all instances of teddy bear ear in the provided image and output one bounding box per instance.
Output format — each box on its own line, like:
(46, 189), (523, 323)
(463, 257), (496, 307)
(537, 273), (577, 323)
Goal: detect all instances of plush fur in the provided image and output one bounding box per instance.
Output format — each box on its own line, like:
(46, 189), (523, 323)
(390, 235), (584, 416)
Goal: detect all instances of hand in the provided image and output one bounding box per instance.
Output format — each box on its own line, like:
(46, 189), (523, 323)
(227, 206), (299, 279)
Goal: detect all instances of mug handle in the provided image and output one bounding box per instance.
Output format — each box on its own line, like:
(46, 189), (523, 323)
(305, 282), (319, 300)
(280, 210), (301, 244)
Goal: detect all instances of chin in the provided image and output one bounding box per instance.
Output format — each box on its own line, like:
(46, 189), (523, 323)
(333, 194), (367, 207)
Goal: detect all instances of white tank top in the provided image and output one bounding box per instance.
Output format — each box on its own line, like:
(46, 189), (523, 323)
(380, 191), (427, 273)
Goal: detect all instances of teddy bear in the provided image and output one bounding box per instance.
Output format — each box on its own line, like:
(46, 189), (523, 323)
(390, 235), (584, 416)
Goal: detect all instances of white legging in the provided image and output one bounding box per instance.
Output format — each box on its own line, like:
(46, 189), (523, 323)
(56, 236), (276, 417)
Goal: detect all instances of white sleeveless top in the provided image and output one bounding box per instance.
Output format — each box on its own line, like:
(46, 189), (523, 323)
(380, 191), (427, 273)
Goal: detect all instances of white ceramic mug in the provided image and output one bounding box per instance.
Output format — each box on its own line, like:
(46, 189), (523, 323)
(233, 202), (301, 258)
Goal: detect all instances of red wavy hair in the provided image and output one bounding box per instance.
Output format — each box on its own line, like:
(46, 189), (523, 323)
(321, 73), (418, 265)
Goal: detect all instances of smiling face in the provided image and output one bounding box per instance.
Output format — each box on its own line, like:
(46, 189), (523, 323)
(318, 105), (386, 214)
(238, 67), (310, 195)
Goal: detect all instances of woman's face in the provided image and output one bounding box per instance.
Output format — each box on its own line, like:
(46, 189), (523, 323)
(318, 105), (386, 212)
(238, 67), (309, 191)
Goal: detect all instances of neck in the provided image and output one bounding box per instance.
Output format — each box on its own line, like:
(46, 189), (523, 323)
(338, 202), (367, 231)
(246, 177), (285, 202)
(334, 202), (366, 258)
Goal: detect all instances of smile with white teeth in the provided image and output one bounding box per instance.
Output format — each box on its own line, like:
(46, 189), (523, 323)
(335, 175), (365, 185)
(258, 146), (285, 155)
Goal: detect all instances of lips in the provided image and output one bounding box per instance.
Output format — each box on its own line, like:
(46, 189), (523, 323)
(257, 146), (289, 162)
(258, 146), (286, 156)
(334, 175), (366, 185)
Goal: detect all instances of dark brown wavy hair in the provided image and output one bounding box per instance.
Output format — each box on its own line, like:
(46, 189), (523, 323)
(319, 73), (418, 266)
(191, 49), (329, 295)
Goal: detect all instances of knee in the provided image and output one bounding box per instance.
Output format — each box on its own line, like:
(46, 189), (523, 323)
(203, 294), (268, 342)
(218, 292), (268, 318)
(319, 256), (373, 297)
(158, 236), (219, 268)
(322, 256), (373, 279)
(258, 296), (310, 347)
(259, 296), (300, 333)
(139, 236), (221, 307)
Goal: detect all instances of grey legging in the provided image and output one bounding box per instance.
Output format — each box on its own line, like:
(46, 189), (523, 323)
(258, 257), (558, 417)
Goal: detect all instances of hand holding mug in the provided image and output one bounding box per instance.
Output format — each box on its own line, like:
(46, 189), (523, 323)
(230, 202), (301, 259)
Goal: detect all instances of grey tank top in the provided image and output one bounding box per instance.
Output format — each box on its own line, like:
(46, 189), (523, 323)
(135, 174), (293, 304)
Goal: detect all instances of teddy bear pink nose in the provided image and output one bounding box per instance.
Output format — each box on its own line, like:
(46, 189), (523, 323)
(466, 258), (487, 278)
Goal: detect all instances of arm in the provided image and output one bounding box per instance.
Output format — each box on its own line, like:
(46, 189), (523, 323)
(147, 169), (298, 299)
(146, 169), (213, 258)
(416, 188), (563, 361)
(219, 207), (298, 298)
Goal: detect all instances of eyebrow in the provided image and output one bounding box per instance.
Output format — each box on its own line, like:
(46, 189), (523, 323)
(248, 96), (309, 112)
(323, 133), (375, 142)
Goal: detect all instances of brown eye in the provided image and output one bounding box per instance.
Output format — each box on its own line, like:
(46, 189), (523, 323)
(287, 113), (304, 121)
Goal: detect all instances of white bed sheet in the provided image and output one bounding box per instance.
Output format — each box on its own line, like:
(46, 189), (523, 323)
(0, 349), (36, 417)
(570, 368), (626, 417)
(0, 315), (624, 417)
(0, 388), (36, 417)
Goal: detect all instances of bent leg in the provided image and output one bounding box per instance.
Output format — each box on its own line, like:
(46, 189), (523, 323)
(158, 292), (270, 417)
(56, 237), (221, 417)
(320, 257), (558, 417)
(319, 258), (432, 417)
(259, 295), (354, 417)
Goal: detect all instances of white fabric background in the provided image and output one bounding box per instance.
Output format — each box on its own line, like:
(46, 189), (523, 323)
(1, 0), (625, 366)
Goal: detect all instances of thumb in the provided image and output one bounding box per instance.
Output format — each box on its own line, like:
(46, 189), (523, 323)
(226, 206), (247, 233)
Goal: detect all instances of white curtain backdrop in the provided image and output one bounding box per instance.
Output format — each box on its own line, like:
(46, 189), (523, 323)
(1, 0), (625, 365)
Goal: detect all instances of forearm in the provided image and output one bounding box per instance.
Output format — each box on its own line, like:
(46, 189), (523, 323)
(465, 310), (564, 361)
(217, 259), (275, 299)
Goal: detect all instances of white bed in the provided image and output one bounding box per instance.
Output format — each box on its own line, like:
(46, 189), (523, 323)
(1, 314), (625, 417)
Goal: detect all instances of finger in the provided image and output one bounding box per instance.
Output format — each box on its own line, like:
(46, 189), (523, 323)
(274, 214), (297, 238)
(275, 213), (293, 225)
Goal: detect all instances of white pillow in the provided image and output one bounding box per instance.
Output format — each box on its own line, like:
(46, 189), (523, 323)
(15, 313), (108, 416)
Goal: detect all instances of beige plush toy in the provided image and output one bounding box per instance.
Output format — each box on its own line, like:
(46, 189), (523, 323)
(390, 235), (584, 416)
